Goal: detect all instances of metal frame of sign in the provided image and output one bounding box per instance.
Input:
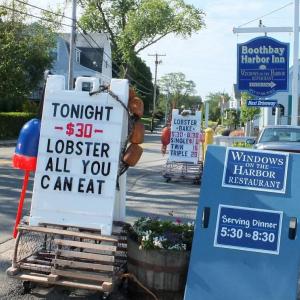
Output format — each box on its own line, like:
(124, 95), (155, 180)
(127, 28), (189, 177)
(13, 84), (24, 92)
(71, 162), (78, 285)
(221, 147), (289, 194)
(213, 204), (283, 255)
(237, 36), (289, 97)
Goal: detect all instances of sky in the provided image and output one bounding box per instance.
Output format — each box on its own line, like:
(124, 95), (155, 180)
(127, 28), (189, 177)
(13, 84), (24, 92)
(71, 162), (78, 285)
(13, 0), (297, 99)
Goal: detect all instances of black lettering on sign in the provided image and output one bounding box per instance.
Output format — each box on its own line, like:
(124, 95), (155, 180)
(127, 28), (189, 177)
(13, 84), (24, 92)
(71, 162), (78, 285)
(77, 178), (105, 194)
(45, 157), (53, 171)
(45, 157), (70, 173)
(50, 103), (114, 121)
(81, 160), (111, 176)
(41, 175), (50, 189)
(53, 176), (73, 191)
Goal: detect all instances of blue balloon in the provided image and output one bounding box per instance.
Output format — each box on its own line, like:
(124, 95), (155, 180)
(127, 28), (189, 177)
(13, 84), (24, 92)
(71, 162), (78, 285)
(15, 119), (41, 157)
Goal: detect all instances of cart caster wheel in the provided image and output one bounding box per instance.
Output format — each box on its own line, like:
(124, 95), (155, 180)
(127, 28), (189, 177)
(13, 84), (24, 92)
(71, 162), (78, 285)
(166, 178), (171, 183)
(22, 281), (32, 294)
(101, 292), (110, 300)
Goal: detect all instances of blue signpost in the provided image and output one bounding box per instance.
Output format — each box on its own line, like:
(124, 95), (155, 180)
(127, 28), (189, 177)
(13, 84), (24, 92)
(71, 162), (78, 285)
(246, 99), (278, 107)
(184, 145), (300, 300)
(237, 36), (289, 97)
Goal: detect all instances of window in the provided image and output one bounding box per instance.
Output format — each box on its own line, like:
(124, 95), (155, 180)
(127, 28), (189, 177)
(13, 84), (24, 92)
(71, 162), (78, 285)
(75, 49), (81, 64)
(272, 104), (284, 116)
(82, 82), (92, 92)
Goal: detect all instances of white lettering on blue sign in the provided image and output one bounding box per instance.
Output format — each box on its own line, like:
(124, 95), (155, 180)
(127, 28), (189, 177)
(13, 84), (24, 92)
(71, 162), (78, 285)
(222, 148), (289, 194)
(214, 205), (283, 255)
(237, 36), (289, 97)
(246, 99), (277, 107)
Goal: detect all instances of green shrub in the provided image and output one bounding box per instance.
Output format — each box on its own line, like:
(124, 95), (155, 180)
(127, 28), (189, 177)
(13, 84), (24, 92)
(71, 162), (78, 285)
(0, 112), (36, 139)
(141, 117), (160, 130)
(22, 100), (39, 113)
(232, 141), (253, 148)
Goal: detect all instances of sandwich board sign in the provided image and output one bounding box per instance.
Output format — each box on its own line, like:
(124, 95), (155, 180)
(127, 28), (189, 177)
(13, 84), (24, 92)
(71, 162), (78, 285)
(29, 76), (129, 235)
(237, 36), (289, 97)
(169, 109), (202, 164)
(184, 145), (300, 300)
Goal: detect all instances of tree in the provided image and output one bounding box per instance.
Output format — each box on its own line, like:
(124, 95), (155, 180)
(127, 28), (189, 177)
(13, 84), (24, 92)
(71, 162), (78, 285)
(79, 0), (205, 69)
(224, 109), (239, 129)
(0, 2), (56, 111)
(205, 92), (231, 123)
(240, 92), (260, 124)
(158, 72), (197, 109)
(128, 55), (154, 114)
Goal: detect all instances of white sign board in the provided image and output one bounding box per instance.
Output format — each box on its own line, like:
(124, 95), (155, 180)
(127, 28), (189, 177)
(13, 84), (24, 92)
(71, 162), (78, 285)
(169, 109), (202, 164)
(29, 76), (129, 235)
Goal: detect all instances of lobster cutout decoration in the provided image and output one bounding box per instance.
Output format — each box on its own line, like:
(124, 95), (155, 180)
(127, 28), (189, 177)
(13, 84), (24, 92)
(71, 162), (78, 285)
(122, 88), (145, 167)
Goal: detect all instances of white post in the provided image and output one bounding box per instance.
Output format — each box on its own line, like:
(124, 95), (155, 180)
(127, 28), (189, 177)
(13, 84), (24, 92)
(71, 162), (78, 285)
(205, 101), (209, 128)
(275, 106), (280, 125)
(292, 0), (299, 125)
(68, 0), (77, 90)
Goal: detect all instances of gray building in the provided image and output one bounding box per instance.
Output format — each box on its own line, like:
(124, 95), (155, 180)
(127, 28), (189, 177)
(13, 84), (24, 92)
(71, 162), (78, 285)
(52, 32), (112, 88)
(30, 32), (112, 100)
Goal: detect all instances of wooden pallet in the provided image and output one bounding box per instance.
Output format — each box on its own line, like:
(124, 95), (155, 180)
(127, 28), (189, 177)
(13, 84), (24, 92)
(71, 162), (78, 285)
(7, 222), (128, 294)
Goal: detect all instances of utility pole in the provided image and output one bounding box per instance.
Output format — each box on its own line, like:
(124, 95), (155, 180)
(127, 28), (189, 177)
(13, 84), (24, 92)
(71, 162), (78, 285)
(149, 53), (166, 132)
(68, 0), (77, 90)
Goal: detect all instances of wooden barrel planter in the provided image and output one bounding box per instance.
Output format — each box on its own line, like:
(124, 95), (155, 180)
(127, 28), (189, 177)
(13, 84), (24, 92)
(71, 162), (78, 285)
(127, 237), (190, 294)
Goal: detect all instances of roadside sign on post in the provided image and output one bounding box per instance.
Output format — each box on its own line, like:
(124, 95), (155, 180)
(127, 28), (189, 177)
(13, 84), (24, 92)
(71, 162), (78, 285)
(246, 99), (278, 107)
(237, 36), (289, 97)
(29, 76), (129, 235)
(169, 109), (202, 164)
(184, 145), (300, 300)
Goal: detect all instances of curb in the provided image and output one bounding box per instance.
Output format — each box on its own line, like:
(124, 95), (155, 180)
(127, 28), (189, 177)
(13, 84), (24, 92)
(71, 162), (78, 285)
(0, 239), (15, 255)
(0, 140), (16, 147)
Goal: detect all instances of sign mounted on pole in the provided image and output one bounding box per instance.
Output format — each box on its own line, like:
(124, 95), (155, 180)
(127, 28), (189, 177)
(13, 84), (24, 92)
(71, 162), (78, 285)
(246, 99), (278, 107)
(237, 36), (289, 97)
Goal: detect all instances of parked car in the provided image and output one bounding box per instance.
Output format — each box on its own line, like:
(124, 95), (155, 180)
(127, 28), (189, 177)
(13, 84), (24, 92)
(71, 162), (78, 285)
(247, 125), (300, 153)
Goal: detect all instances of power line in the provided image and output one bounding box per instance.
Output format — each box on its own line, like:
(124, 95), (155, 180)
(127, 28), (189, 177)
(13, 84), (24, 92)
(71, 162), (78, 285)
(76, 22), (153, 85)
(238, 2), (293, 28)
(14, 0), (153, 92)
(2, 2), (153, 94)
(76, 27), (152, 94)
(0, 4), (72, 28)
(14, 0), (73, 21)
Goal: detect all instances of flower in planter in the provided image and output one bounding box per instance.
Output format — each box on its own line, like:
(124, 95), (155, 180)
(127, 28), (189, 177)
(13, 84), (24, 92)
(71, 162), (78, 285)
(129, 217), (194, 251)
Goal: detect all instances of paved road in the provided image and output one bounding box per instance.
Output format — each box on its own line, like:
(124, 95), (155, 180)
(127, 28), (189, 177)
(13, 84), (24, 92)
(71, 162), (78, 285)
(0, 132), (200, 299)
(0, 147), (34, 244)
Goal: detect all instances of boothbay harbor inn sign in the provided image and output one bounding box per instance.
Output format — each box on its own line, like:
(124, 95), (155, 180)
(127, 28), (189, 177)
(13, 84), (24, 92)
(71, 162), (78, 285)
(237, 36), (289, 97)
(29, 76), (129, 235)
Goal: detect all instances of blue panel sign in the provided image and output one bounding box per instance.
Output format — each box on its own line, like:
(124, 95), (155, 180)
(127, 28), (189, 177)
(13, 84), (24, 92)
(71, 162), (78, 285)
(222, 148), (289, 193)
(214, 205), (283, 255)
(246, 99), (277, 107)
(237, 36), (289, 97)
